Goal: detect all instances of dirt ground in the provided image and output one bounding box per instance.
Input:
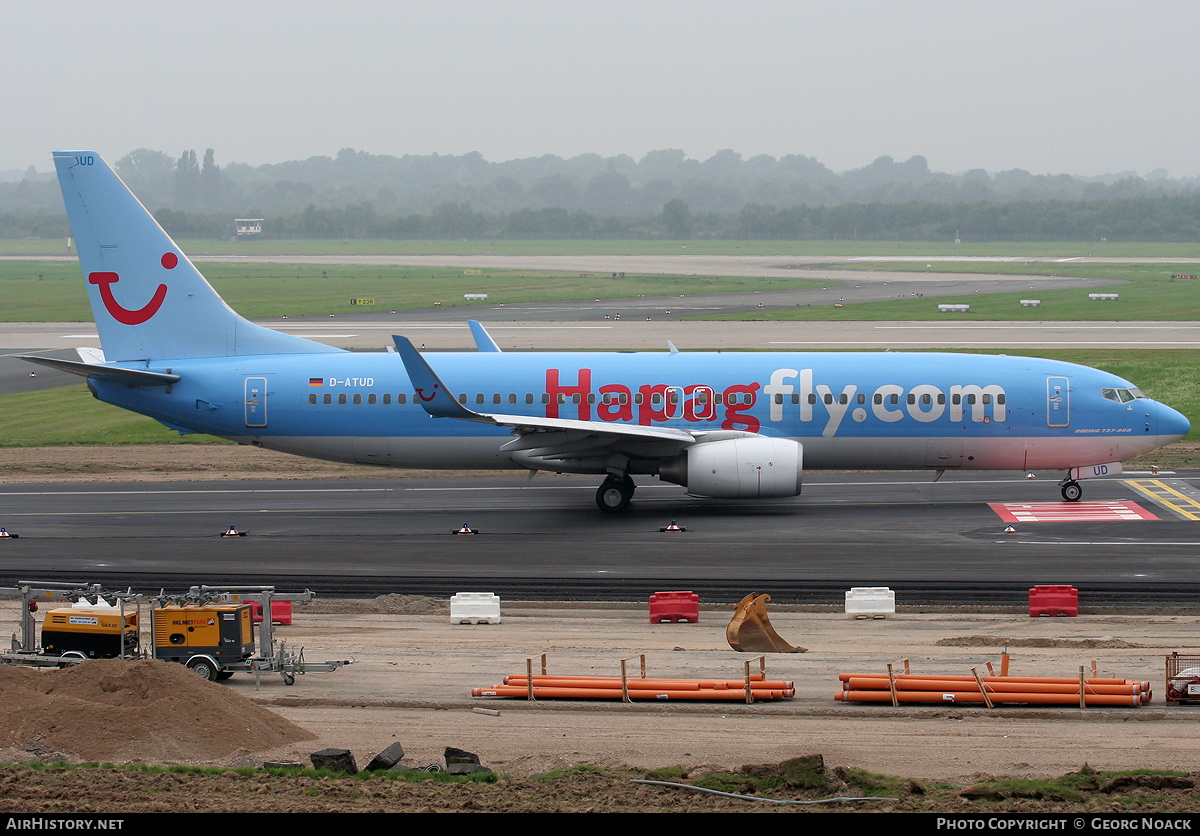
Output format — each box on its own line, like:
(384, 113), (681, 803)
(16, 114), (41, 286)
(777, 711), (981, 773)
(3, 596), (1200, 812)
(4, 445), (1200, 812)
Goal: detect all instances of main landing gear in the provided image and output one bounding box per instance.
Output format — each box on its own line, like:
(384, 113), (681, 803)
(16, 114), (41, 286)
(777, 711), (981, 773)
(1059, 477), (1082, 502)
(596, 474), (636, 513)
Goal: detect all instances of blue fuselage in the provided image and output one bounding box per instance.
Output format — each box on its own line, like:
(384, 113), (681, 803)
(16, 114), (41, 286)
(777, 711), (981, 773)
(93, 348), (1188, 474)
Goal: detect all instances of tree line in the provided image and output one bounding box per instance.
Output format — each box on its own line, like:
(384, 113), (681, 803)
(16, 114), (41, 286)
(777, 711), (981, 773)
(3, 192), (1197, 242)
(2, 145), (1198, 242)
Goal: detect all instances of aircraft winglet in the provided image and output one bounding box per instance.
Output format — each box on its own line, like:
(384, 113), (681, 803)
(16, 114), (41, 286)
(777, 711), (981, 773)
(392, 336), (484, 421)
(393, 335), (697, 445)
(468, 320), (502, 352)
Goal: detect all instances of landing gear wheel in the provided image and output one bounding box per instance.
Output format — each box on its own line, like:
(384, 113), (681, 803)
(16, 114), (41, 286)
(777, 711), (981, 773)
(1061, 480), (1082, 502)
(596, 475), (635, 513)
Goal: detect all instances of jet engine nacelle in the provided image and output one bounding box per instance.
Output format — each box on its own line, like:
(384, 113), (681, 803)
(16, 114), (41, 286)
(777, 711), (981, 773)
(659, 437), (803, 498)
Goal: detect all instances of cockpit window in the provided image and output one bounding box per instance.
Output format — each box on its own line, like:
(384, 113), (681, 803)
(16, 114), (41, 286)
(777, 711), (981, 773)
(1102, 387), (1144, 404)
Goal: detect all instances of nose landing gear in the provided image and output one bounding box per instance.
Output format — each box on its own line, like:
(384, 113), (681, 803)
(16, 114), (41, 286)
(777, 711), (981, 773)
(1059, 478), (1082, 502)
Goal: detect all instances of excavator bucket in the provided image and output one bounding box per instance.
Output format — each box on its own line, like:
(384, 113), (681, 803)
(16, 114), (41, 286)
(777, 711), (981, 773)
(726, 593), (807, 653)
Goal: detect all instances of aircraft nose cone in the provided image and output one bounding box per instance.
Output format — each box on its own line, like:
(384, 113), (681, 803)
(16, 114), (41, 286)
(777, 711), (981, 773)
(1158, 402), (1191, 442)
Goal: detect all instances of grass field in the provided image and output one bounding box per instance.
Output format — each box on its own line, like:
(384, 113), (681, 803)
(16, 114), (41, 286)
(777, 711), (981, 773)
(705, 261), (1200, 321)
(0, 261), (827, 321)
(5, 349), (1196, 446)
(1, 386), (227, 447)
(5, 252), (1200, 323)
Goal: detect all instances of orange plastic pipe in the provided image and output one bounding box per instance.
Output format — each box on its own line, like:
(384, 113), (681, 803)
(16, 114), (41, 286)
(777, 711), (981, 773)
(475, 686), (793, 700)
(504, 676), (794, 690)
(836, 690), (1142, 707)
(845, 677), (1145, 696)
(840, 673), (1141, 686)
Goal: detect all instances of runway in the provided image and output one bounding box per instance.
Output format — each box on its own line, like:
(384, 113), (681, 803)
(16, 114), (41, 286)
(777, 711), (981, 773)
(2, 470), (1199, 605)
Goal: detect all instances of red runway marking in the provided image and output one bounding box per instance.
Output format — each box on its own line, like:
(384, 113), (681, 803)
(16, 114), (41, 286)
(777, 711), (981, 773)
(989, 501), (1158, 523)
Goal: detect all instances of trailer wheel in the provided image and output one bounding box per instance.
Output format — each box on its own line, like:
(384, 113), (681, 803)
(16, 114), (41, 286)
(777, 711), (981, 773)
(188, 658), (219, 681)
(283, 672), (295, 686)
(57, 651), (86, 669)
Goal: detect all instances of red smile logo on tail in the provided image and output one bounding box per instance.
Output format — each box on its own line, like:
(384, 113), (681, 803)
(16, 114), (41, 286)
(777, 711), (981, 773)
(88, 253), (174, 325)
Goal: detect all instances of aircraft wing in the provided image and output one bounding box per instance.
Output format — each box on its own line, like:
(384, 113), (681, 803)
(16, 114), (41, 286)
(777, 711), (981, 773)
(392, 336), (699, 464)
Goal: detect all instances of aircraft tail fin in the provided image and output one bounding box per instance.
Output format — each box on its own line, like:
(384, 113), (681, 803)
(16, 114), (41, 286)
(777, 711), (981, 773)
(52, 151), (339, 362)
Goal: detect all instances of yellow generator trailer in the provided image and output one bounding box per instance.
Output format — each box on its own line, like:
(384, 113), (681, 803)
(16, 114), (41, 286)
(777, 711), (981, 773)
(41, 603), (139, 660)
(152, 603), (254, 680)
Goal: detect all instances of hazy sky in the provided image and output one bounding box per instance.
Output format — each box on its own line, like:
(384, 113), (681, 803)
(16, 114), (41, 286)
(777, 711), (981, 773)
(6, 1), (1199, 177)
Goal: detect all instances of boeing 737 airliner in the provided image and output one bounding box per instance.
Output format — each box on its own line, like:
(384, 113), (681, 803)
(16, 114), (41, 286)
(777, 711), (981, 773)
(20, 152), (1191, 512)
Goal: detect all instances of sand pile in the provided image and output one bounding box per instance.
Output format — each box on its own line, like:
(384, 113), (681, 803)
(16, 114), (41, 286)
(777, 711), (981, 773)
(0, 658), (314, 764)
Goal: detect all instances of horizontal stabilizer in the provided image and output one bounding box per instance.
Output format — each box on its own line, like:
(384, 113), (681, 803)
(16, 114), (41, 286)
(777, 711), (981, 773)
(17, 354), (179, 386)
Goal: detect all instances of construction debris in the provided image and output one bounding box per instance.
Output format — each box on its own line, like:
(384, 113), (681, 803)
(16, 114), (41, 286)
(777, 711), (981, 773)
(365, 742), (406, 772)
(726, 593), (807, 653)
(445, 747), (488, 775)
(310, 748), (358, 774)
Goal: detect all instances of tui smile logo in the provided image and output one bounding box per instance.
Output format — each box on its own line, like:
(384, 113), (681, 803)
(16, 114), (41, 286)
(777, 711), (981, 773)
(416, 384), (439, 402)
(88, 252), (176, 325)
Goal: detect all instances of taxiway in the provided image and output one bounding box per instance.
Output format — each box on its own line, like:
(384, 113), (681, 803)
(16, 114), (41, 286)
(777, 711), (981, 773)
(2, 470), (1198, 605)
